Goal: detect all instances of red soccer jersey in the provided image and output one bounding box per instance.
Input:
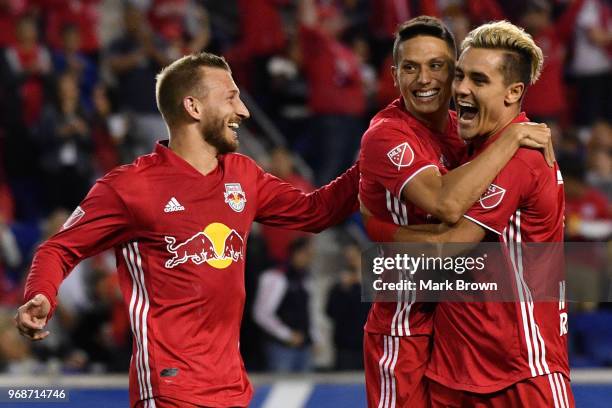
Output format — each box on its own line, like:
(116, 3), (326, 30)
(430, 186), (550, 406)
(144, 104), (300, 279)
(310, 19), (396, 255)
(24, 142), (358, 407)
(359, 98), (466, 336)
(426, 113), (569, 393)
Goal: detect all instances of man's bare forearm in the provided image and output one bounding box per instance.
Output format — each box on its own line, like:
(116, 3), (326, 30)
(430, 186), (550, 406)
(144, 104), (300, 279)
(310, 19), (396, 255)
(435, 131), (519, 222)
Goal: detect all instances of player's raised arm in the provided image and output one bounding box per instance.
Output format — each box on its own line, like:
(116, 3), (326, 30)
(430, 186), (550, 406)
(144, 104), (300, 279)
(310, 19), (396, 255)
(16, 181), (134, 339)
(255, 161), (359, 233)
(405, 122), (550, 224)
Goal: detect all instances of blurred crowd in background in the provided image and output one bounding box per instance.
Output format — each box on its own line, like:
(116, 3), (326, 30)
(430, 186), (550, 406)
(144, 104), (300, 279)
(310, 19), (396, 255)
(0, 0), (609, 376)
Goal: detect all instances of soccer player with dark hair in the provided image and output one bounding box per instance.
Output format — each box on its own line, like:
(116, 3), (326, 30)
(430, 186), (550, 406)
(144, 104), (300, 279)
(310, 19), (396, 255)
(359, 16), (554, 407)
(366, 21), (572, 407)
(15, 52), (360, 408)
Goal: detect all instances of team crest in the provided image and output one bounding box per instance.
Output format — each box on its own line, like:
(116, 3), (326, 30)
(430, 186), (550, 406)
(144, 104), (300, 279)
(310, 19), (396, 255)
(62, 206), (85, 230)
(479, 184), (506, 209)
(224, 183), (247, 212)
(387, 142), (415, 170)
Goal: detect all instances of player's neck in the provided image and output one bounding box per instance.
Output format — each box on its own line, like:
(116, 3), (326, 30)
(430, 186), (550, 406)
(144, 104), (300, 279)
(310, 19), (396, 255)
(168, 128), (219, 176)
(408, 107), (448, 133)
(483, 109), (521, 140)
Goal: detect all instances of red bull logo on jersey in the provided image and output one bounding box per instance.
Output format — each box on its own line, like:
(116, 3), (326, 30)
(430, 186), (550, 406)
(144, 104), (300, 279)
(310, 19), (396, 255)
(164, 222), (244, 269)
(479, 184), (506, 209)
(387, 142), (415, 170)
(224, 183), (247, 212)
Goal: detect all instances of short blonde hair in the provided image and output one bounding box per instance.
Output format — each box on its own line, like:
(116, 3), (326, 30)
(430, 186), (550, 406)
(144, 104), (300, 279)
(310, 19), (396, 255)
(461, 21), (543, 85)
(155, 52), (230, 125)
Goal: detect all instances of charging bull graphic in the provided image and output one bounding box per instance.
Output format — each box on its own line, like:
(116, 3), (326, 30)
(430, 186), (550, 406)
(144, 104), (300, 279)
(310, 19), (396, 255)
(164, 222), (244, 269)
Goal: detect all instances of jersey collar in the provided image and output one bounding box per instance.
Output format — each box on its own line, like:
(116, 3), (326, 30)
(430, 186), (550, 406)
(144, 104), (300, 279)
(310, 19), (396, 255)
(154, 140), (223, 180)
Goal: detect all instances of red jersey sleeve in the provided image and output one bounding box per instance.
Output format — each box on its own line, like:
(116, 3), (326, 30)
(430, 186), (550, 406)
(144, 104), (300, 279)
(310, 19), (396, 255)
(361, 119), (439, 198)
(24, 181), (134, 315)
(255, 162), (359, 232)
(463, 158), (534, 235)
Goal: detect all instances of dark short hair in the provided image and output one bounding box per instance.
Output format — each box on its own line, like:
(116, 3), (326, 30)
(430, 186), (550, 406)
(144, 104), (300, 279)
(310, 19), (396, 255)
(155, 52), (231, 125)
(393, 16), (457, 64)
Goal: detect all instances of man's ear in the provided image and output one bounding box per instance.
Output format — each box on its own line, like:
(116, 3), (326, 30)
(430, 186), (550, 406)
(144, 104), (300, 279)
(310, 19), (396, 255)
(183, 96), (201, 121)
(391, 65), (398, 88)
(505, 82), (524, 105)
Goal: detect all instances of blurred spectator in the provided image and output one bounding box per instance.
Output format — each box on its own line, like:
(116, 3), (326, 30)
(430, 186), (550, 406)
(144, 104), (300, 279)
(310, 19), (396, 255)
(90, 84), (121, 174)
(352, 36), (378, 113)
(0, 13), (49, 218)
(563, 159), (611, 241)
(2, 14), (51, 127)
(326, 241), (369, 370)
(368, 0), (440, 64)
(153, 0), (211, 59)
(228, 0), (289, 94)
(36, 73), (94, 210)
(586, 120), (612, 199)
(587, 149), (612, 200)
(260, 147), (314, 264)
(443, 5), (471, 45)
(147, 0), (188, 37)
(0, 309), (40, 374)
(521, 0), (586, 125)
(52, 24), (98, 113)
(298, 0), (365, 184)
(44, 0), (101, 56)
(570, 0), (611, 127)
(0, 0), (28, 47)
(376, 52), (398, 109)
(253, 237), (320, 372)
(107, 4), (171, 158)
(67, 266), (130, 372)
(263, 36), (311, 149)
(0, 210), (21, 305)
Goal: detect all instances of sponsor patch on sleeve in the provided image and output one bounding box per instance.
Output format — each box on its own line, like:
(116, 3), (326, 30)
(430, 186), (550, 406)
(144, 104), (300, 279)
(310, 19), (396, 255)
(62, 206), (85, 230)
(479, 184), (506, 209)
(387, 142), (415, 170)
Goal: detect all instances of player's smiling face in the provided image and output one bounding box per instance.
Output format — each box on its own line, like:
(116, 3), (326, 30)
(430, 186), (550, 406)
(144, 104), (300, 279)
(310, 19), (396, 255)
(393, 36), (454, 121)
(198, 68), (250, 154)
(453, 47), (520, 140)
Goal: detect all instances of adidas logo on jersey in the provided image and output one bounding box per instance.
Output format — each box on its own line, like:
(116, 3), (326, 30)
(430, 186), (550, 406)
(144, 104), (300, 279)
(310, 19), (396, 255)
(164, 197), (185, 213)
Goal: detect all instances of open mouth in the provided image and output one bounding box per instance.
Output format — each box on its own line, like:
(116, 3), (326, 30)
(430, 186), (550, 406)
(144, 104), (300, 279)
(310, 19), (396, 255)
(413, 89), (440, 99)
(457, 100), (479, 123)
(227, 121), (240, 137)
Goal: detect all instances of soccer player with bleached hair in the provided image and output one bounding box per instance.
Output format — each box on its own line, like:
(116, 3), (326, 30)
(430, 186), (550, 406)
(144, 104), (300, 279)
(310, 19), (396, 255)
(365, 20), (573, 407)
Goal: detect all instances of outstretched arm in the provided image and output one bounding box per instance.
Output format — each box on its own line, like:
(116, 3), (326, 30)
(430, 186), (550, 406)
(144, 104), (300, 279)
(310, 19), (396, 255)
(16, 182), (133, 340)
(401, 122), (551, 224)
(256, 162), (359, 232)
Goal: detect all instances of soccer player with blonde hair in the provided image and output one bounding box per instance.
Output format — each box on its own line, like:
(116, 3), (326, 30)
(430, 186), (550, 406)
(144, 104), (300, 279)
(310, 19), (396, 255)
(365, 20), (573, 407)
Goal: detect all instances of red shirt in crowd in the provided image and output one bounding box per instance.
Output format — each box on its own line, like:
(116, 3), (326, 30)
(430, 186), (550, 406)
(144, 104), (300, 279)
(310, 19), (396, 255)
(236, 0), (288, 58)
(299, 24), (365, 116)
(42, 0), (100, 53)
(523, 0), (585, 119)
(368, 0), (440, 40)
(25, 141), (359, 407)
